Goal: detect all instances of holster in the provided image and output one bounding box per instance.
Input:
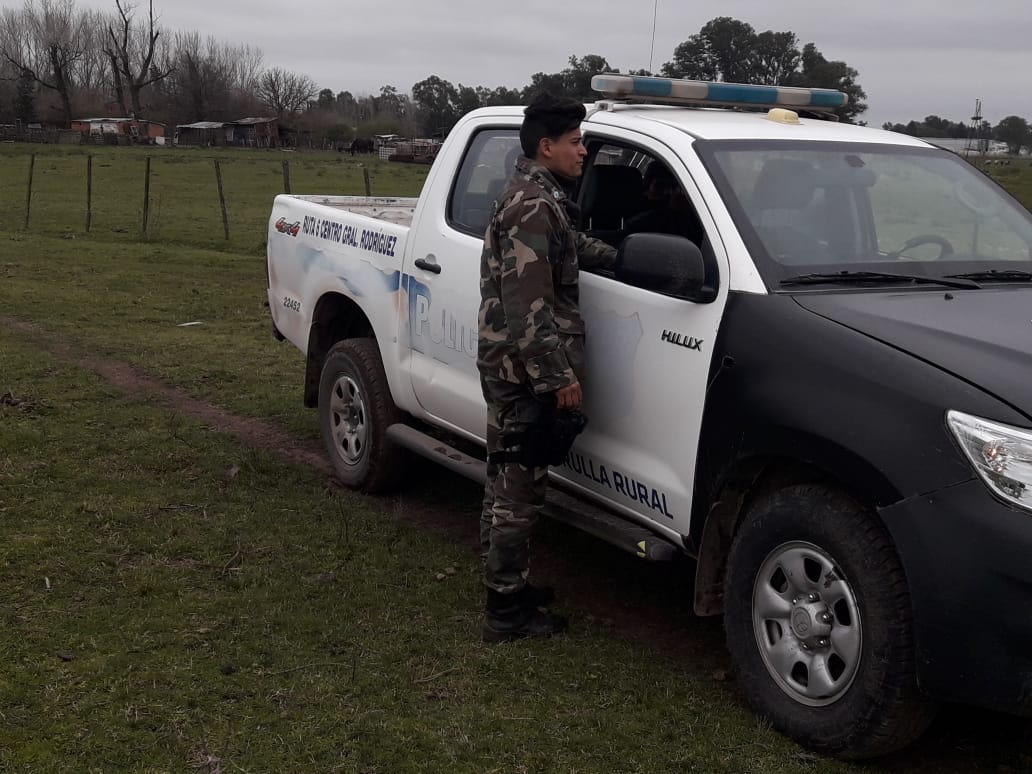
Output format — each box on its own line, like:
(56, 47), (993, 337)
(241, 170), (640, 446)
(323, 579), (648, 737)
(489, 408), (588, 468)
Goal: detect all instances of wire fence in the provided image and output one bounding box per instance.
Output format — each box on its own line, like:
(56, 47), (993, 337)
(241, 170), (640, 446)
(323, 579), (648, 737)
(0, 149), (428, 254)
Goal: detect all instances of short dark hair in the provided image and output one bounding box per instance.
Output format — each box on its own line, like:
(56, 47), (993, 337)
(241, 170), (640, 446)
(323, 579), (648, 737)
(520, 92), (586, 158)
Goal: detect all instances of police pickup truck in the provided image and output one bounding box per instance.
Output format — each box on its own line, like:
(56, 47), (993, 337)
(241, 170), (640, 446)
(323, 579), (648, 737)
(266, 75), (1032, 759)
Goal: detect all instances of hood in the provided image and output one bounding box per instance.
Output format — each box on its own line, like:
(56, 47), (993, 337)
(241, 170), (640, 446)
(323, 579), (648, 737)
(794, 287), (1032, 418)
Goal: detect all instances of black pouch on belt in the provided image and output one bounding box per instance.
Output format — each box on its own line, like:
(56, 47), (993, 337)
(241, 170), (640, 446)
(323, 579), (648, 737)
(489, 407), (588, 468)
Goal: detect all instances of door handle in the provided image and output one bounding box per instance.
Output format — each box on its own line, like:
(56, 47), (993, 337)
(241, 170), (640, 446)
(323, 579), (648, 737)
(414, 257), (442, 274)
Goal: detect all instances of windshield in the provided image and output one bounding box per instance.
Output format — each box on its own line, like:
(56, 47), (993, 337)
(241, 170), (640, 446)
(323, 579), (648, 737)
(697, 140), (1032, 288)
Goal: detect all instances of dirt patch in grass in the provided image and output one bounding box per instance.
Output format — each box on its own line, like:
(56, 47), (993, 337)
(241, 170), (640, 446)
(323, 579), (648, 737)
(2, 315), (333, 476)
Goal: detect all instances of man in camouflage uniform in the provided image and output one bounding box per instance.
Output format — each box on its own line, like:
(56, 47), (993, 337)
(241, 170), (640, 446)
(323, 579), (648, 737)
(478, 93), (617, 642)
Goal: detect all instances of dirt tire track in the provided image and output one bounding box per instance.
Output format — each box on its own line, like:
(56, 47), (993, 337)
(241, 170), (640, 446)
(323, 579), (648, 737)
(1, 315), (712, 650)
(2, 315), (335, 476)
(3, 315), (1025, 771)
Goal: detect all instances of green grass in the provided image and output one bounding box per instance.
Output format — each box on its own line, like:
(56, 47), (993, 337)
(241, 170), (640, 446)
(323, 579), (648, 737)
(3, 144), (1032, 771)
(0, 232), (313, 439)
(0, 144), (430, 254)
(0, 327), (836, 774)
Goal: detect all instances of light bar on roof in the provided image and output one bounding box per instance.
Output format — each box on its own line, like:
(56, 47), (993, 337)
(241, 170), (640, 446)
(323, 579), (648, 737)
(591, 74), (848, 111)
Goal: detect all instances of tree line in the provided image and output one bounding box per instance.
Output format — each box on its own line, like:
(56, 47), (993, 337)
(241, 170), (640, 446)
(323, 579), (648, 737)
(1, 4), (867, 143)
(882, 115), (1032, 155)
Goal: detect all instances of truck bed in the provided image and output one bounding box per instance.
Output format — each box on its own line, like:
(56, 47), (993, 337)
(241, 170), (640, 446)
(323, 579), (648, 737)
(286, 195), (419, 227)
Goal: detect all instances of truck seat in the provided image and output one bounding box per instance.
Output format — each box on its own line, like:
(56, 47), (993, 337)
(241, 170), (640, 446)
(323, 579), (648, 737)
(750, 158), (817, 215)
(748, 158), (829, 263)
(581, 165), (645, 230)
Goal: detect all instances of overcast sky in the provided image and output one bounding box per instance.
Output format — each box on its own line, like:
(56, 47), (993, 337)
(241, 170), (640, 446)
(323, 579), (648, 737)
(79, 0), (1029, 128)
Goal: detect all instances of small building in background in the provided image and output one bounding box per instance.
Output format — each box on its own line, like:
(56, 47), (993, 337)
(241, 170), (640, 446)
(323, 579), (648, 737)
(174, 121), (231, 147)
(70, 117), (165, 144)
(229, 117), (279, 148)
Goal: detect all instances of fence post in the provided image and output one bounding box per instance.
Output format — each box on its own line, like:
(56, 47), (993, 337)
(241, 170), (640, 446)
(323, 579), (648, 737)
(142, 156), (152, 236)
(281, 160), (291, 194)
(24, 153), (36, 229)
(86, 154), (93, 232)
(363, 167), (371, 197)
(214, 159), (230, 240)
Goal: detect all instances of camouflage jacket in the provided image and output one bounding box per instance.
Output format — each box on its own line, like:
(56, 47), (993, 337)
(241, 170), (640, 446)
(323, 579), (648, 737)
(478, 156), (617, 394)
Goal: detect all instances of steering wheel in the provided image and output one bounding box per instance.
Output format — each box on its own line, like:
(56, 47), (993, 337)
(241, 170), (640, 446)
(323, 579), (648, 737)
(886, 234), (955, 260)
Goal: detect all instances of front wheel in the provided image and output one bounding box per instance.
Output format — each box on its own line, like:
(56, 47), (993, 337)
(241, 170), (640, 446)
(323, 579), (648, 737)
(724, 485), (937, 759)
(318, 338), (407, 492)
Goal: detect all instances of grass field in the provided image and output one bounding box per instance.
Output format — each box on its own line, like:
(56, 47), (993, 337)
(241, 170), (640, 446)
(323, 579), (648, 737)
(0, 144), (430, 254)
(2, 143), (1032, 772)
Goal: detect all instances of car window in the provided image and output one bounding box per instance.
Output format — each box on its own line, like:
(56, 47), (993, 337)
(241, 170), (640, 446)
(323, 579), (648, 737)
(699, 141), (1032, 284)
(580, 141), (708, 248)
(448, 128), (520, 237)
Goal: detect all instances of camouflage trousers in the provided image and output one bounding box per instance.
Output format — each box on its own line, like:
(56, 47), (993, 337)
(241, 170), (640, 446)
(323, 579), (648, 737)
(480, 377), (551, 594)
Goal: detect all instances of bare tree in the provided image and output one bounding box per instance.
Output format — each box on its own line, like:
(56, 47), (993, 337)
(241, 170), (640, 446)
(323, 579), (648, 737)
(163, 31), (263, 122)
(233, 42), (262, 97)
(0, 58), (25, 123)
(76, 9), (111, 111)
(104, 0), (173, 116)
(0, 0), (92, 124)
(256, 66), (316, 119)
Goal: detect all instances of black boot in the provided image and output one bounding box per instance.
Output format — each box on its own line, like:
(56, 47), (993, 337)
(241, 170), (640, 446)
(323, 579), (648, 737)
(483, 588), (568, 643)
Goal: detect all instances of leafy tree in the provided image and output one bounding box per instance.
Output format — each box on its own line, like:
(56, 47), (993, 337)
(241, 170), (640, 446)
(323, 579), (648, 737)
(527, 54), (616, 102)
(315, 88), (334, 111)
(375, 84), (403, 118)
(995, 115), (1030, 155)
(662, 18), (867, 123)
(455, 84), (480, 117)
(412, 74), (458, 135)
(662, 17), (758, 83)
(882, 116), (972, 138)
(562, 54), (613, 101)
(525, 70), (565, 100)
(784, 43), (866, 123)
(335, 90), (361, 122)
(475, 85), (521, 106)
(752, 30), (800, 85)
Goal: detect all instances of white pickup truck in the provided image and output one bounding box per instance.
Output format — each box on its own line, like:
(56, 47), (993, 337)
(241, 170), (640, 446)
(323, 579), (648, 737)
(267, 75), (1032, 759)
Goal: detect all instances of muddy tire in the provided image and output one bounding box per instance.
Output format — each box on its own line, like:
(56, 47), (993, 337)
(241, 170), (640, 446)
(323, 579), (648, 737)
(724, 484), (937, 759)
(318, 338), (406, 492)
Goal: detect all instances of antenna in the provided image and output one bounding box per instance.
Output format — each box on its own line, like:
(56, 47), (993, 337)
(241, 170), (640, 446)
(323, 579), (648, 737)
(965, 99), (985, 156)
(649, 0), (658, 73)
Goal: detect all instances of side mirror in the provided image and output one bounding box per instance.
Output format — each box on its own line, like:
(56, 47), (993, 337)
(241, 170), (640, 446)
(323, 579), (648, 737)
(615, 233), (717, 303)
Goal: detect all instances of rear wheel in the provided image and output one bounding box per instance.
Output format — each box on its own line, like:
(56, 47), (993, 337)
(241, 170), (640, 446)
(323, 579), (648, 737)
(724, 484), (937, 759)
(318, 338), (407, 492)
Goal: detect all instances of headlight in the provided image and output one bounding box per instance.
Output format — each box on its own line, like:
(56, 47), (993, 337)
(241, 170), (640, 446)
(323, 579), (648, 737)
(947, 411), (1032, 512)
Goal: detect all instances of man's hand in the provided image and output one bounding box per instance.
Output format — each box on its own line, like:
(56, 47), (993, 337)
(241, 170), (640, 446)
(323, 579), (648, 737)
(556, 381), (582, 411)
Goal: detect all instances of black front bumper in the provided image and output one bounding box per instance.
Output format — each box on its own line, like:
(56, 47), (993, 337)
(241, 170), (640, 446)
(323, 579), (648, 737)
(880, 479), (1032, 714)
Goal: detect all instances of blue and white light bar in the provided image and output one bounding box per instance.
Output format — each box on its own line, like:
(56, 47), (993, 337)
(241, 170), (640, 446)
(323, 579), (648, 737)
(591, 74), (848, 112)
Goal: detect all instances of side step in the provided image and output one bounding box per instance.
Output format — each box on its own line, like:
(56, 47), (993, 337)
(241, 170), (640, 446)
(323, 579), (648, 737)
(386, 423), (682, 562)
(544, 488), (682, 562)
(387, 423), (486, 482)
